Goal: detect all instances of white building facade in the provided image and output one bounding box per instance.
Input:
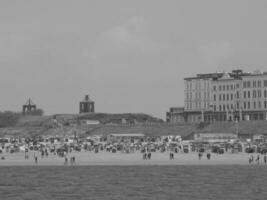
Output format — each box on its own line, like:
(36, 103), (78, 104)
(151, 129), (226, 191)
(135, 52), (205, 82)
(168, 70), (267, 123)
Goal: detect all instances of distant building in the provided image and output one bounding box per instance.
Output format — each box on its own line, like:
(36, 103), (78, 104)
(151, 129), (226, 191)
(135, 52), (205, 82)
(194, 133), (238, 143)
(166, 107), (185, 123)
(81, 120), (100, 125)
(22, 99), (37, 114)
(79, 95), (95, 114)
(170, 69), (267, 123)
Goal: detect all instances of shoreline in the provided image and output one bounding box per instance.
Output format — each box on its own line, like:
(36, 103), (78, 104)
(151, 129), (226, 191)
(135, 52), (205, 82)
(0, 151), (265, 166)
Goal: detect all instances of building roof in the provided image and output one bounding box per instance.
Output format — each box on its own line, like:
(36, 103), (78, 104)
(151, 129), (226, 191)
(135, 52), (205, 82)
(184, 70), (267, 81)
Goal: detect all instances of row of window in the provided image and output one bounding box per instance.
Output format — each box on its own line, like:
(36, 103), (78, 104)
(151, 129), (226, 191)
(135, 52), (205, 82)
(186, 102), (210, 110)
(243, 101), (267, 110)
(210, 80), (267, 92)
(243, 90), (267, 98)
(212, 90), (267, 102)
(243, 80), (267, 88)
(186, 92), (210, 100)
(215, 84), (236, 92)
(215, 101), (267, 111)
(214, 93), (235, 101)
(186, 81), (210, 90)
(216, 104), (235, 112)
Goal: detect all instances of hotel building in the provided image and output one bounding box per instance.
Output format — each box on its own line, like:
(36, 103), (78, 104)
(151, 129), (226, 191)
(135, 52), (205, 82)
(167, 70), (267, 123)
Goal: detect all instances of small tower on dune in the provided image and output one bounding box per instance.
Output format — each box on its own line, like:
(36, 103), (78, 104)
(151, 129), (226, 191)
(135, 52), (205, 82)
(22, 98), (37, 114)
(79, 95), (95, 114)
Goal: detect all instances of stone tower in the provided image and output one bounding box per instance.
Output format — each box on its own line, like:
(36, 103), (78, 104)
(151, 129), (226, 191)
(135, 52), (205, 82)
(79, 95), (95, 113)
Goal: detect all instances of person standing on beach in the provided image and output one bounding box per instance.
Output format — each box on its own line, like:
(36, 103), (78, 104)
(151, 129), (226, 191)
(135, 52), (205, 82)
(250, 155), (254, 163)
(264, 154), (267, 164)
(64, 156), (68, 165)
(143, 153), (147, 160)
(198, 152), (202, 160)
(34, 153), (38, 164)
(148, 151), (151, 160)
(207, 152), (211, 160)
(169, 151), (174, 160)
(256, 155), (260, 165)
(249, 156), (252, 164)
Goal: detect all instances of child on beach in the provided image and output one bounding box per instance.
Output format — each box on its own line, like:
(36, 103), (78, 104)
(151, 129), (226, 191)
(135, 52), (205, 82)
(255, 155), (260, 165)
(64, 156), (68, 165)
(34, 154), (38, 164)
(207, 153), (211, 160)
(169, 152), (174, 160)
(198, 152), (202, 160)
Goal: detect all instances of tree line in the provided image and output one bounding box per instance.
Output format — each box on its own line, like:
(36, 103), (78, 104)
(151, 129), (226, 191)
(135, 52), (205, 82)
(0, 109), (44, 127)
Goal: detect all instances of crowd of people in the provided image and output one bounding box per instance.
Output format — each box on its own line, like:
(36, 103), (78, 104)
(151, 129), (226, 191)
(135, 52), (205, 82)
(0, 135), (267, 165)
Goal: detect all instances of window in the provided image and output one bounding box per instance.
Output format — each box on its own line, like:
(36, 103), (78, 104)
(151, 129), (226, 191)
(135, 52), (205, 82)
(253, 80), (257, 88)
(264, 80), (267, 87)
(258, 90), (262, 98)
(253, 90), (257, 98)
(231, 85), (233, 90)
(236, 91), (239, 99)
(264, 101), (267, 108)
(258, 80), (262, 87)
(219, 85), (221, 91)
(244, 81), (246, 88)
(223, 105), (225, 111)
(219, 105), (222, 111)
(231, 104), (233, 110)
(219, 94), (221, 101)
(244, 91), (246, 98)
(213, 86), (216, 91)
(259, 101), (261, 109)
(247, 81), (251, 88)
(243, 102), (246, 109)
(231, 93), (233, 100)
(223, 85), (225, 91)
(265, 90), (267, 98)
(227, 94), (229, 100)
(214, 94), (216, 101)
(227, 105), (229, 110)
(248, 102), (250, 109)
(237, 102), (239, 109)
(248, 91), (250, 98)
(227, 85), (229, 90)
(223, 94), (225, 101)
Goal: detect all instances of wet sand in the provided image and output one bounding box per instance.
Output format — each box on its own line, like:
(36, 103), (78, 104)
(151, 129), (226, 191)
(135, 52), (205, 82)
(0, 151), (262, 166)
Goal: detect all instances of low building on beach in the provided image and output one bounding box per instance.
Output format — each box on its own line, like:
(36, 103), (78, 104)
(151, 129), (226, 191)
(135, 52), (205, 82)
(194, 133), (238, 143)
(107, 133), (145, 143)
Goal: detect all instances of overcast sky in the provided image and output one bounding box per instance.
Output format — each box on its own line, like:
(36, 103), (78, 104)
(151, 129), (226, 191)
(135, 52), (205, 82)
(1, 0), (267, 119)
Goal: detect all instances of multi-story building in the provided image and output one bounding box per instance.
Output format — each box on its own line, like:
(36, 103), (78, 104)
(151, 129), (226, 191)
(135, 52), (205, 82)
(184, 73), (214, 123)
(239, 73), (267, 120)
(167, 69), (267, 123)
(211, 72), (242, 122)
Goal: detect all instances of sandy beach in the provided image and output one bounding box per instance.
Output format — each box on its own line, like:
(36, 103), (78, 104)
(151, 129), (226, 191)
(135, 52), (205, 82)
(0, 151), (262, 166)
